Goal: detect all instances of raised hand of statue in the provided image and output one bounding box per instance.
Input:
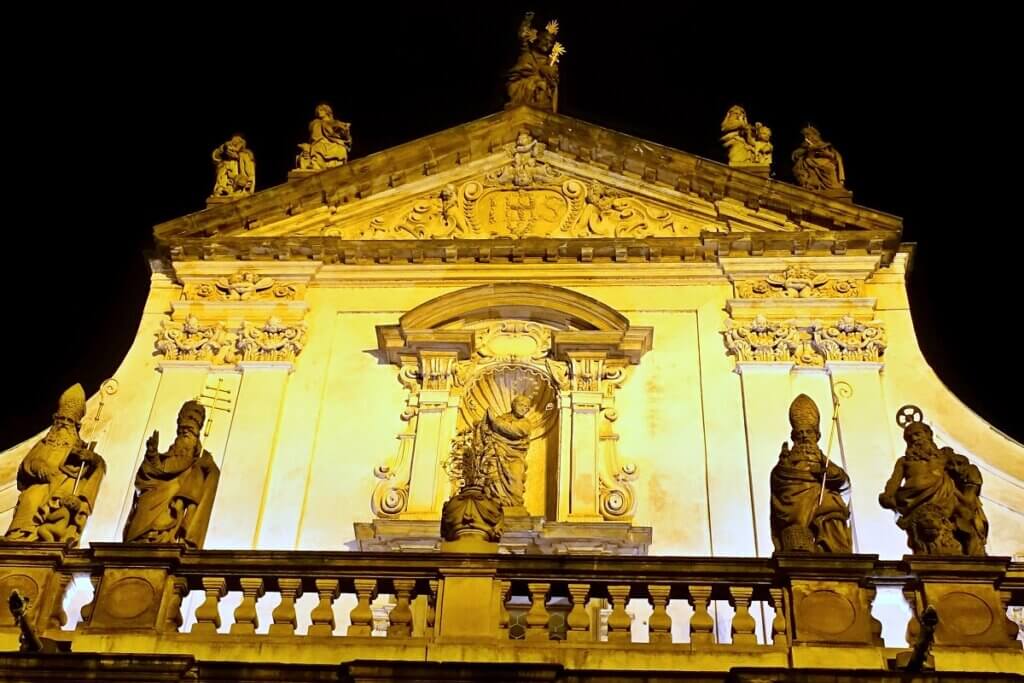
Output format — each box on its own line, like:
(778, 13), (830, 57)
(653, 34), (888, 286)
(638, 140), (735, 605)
(145, 430), (160, 457)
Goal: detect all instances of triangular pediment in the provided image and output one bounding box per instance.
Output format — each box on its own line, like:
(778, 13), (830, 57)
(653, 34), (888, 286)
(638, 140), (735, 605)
(154, 107), (902, 260)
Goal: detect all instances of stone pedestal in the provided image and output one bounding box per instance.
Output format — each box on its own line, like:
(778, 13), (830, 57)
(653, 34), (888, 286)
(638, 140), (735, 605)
(0, 543), (70, 649)
(904, 555), (1021, 649)
(775, 554), (882, 647)
(80, 544), (185, 634)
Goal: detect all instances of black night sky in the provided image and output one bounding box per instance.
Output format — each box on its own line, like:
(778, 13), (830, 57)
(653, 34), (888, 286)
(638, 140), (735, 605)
(3, 5), (1020, 446)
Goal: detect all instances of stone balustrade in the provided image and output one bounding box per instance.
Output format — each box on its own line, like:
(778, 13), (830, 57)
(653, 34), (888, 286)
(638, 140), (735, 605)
(0, 543), (1020, 676)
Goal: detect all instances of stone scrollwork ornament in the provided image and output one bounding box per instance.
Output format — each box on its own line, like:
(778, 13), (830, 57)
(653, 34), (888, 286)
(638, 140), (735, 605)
(736, 266), (861, 299)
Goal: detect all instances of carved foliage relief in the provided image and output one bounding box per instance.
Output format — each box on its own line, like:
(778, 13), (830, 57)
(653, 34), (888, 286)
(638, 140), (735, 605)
(724, 314), (886, 367)
(155, 316), (307, 365)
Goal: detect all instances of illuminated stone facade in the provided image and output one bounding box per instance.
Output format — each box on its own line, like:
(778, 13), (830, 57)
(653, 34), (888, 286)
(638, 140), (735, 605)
(0, 106), (1020, 679)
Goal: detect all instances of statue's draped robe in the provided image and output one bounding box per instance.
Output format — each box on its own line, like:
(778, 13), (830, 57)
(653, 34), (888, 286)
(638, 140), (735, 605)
(6, 438), (104, 542)
(771, 452), (852, 553)
(506, 47), (557, 109)
(792, 142), (845, 190)
(476, 409), (531, 509)
(123, 448), (219, 548)
(308, 119), (350, 166)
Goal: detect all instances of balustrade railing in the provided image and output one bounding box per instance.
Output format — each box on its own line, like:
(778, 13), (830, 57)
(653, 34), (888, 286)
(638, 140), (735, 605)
(0, 543), (1020, 672)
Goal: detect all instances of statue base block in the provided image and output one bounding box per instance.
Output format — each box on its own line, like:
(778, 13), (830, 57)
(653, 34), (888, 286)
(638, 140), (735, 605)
(820, 188), (854, 202)
(730, 163), (771, 178)
(355, 516), (652, 555)
(440, 537), (499, 554)
(205, 195), (242, 207)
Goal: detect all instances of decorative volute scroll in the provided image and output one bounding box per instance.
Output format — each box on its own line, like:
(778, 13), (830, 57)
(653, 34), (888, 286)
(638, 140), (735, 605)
(371, 284), (652, 523)
(182, 270), (303, 302)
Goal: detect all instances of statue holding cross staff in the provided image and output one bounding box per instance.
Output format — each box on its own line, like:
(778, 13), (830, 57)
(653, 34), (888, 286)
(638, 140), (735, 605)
(122, 400), (220, 548)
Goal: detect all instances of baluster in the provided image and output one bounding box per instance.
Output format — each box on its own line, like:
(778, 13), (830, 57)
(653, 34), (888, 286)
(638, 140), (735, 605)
(525, 582), (551, 641)
(269, 578), (303, 636)
(768, 587), (787, 647)
(606, 585), (632, 643)
(308, 579), (340, 637)
(497, 580), (511, 639)
(647, 584), (672, 644)
(687, 585), (714, 646)
(566, 583), (591, 642)
(231, 578), (265, 635)
(348, 578), (377, 637)
(79, 575), (102, 626)
(47, 573), (72, 630)
(388, 579), (416, 638)
(192, 577), (227, 635)
(903, 586), (922, 644)
(163, 577), (189, 633)
(425, 579), (439, 632)
(728, 586), (757, 646)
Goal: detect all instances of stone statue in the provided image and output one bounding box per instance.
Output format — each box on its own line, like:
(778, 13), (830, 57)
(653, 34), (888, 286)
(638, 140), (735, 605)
(506, 12), (565, 112)
(4, 384), (106, 546)
(211, 134), (255, 197)
(770, 394), (853, 553)
(296, 103), (352, 171)
(879, 416), (988, 555)
(791, 126), (846, 191)
(473, 395), (533, 511)
(441, 417), (506, 547)
(122, 400), (220, 548)
(720, 105), (773, 167)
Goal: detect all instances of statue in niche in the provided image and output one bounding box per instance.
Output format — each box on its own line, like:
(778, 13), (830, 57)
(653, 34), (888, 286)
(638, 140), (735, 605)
(472, 395), (534, 511)
(506, 12), (565, 111)
(879, 411), (988, 556)
(720, 105), (773, 166)
(122, 400), (220, 548)
(791, 125), (846, 191)
(770, 394), (853, 553)
(296, 103), (352, 171)
(4, 384), (106, 546)
(211, 134), (255, 197)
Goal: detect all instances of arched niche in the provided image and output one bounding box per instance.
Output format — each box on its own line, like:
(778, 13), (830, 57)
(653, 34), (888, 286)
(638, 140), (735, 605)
(370, 284), (653, 531)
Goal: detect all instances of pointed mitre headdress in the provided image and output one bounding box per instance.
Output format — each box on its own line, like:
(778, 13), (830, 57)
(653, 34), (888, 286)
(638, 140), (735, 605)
(178, 400), (207, 430)
(56, 383), (87, 422)
(788, 394), (820, 431)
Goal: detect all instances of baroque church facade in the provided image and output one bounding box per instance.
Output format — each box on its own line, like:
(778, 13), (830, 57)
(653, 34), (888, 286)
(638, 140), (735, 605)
(0, 13), (1021, 682)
